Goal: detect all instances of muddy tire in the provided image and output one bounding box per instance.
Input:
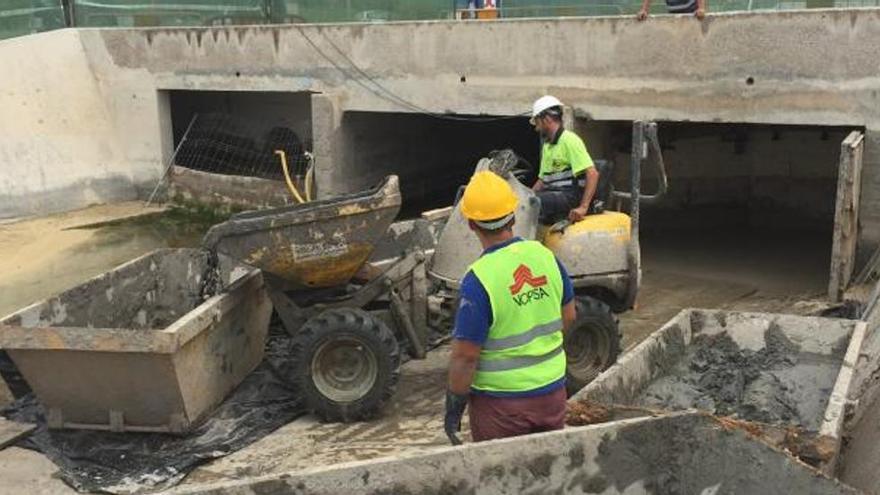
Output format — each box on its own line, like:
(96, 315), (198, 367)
(287, 308), (400, 422)
(564, 296), (621, 396)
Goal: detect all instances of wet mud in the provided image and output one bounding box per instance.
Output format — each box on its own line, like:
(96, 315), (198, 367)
(636, 326), (841, 429)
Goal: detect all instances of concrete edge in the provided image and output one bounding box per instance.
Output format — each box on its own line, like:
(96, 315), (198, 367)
(168, 412), (694, 495)
(0, 249), (195, 353)
(818, 320), (868, 475)
(168, 268), (266, 349)
(820, 321), (868, 439)
(573, 308), (691, 403)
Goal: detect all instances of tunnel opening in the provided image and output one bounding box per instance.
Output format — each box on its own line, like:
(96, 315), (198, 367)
(339, 111), (539, 217)
(166, 90), (314, 181)
(589, 121), (862, 347)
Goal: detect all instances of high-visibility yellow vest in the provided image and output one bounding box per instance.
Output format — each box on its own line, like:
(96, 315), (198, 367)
(469, 240), (566, 393)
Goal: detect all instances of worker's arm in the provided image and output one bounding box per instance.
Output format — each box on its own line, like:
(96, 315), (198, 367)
(445, 272), (490, 445)
(695, 0), (706, 19)
(568, 167), (599, 222)
(557, 258), (576, 335)
(637, 0), (652, 20)
(448, 339), (482, 394)
(562, 300), (576, 335)
(445, 339), (480, 445)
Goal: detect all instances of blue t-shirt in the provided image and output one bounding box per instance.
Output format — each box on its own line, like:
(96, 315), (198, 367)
(453, 237), (575, 397)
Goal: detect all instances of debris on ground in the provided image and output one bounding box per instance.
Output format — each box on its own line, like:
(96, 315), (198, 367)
(565, 400), (660, 427)
(1, 324), (305, 494)
(715, 416), (837, 469)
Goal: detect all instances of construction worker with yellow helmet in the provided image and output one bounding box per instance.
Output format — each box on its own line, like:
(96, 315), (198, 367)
(530, 95), (600, 224)
(444, 170), (577, 445)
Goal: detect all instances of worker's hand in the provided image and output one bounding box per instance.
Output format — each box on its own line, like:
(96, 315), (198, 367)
(694, 8), (705, 19)
(444, 390), (468, 446)
(636, 8), (649, 21)
(568, 206), (588, 223)
(532, 180), (545, 192)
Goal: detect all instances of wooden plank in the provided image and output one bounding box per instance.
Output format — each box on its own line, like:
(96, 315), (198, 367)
(420, 206), (452, 221)
(829, 131), (865, 301)
(0, 418), (35, 451)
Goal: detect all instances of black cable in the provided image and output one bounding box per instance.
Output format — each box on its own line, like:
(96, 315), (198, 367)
(316, 28), (526, 122)
(295, 25), (530, 123)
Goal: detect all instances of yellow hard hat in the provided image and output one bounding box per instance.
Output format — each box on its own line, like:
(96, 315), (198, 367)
(460, 171), (518, 226)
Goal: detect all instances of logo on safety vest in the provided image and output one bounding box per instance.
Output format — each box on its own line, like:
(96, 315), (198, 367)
(509, 265), (549, 306)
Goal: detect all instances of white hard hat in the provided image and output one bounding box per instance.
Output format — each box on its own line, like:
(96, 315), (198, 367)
(531, 95), (563, 123)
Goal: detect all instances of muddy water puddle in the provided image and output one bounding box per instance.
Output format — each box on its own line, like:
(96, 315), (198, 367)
(0, 204), (221, 317)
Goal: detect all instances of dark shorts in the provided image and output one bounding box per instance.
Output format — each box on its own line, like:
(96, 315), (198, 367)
(536, 188), (580, 224)
(468, 386), (567, 442)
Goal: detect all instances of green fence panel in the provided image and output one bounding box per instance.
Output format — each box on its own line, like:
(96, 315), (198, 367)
(0, 0), (66, 41)
(3, 0), (879, 42)
(292, 0), (451, 23)
(72, 0), (267, 27)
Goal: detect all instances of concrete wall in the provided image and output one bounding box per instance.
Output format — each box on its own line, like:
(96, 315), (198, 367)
(3, 9), (880, 251)
(605, 123), (850, 231)
(0, 30), (154, 219)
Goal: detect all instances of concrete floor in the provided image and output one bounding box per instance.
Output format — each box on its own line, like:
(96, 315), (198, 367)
(177, 226), (836, 490)
(0, 208), (838, 494)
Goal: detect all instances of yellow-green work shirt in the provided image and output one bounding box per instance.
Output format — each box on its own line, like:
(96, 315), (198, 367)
(539, 129), (594, 188)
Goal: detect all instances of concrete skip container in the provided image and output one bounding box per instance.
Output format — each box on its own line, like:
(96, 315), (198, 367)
(572, 309), (867, 474)
(0, 248), (272, 433)
(172, 412), (859, 495)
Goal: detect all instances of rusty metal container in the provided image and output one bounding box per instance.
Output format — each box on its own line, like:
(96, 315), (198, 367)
(202, 175), (402, 289)
(0, 248), (272, 433)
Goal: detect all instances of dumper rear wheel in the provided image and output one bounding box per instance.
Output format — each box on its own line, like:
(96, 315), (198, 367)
(564, 296), (621, 396)
(288, 308), (400, 422)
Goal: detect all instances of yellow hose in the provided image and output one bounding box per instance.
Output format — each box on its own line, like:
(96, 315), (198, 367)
(275, 150), (306, 204)
(304, 161), (314, 202)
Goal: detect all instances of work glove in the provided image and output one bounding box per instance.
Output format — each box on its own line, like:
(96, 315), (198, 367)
(444, 390), (468, 446)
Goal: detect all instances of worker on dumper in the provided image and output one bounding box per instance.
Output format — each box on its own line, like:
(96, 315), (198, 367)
(530, 95), (600, 225)
(444, 171), (576, 444)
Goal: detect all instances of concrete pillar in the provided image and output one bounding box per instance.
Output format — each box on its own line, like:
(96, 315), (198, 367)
(857, 129), (880, 266)
(562, 105), (575, 132)
(311, 93), (345, 199)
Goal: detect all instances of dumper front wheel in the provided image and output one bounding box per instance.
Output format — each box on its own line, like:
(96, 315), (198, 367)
(564, 296), (621, 396)
(288, 308), (401, 422)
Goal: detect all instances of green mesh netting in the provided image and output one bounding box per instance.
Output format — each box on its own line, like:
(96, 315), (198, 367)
(4, 0), (879, 42)
(0, 0), (66, 40)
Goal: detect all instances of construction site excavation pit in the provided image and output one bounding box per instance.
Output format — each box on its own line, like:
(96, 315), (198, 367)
(0, 248), (272, 433)
(573, 309), (866, 472)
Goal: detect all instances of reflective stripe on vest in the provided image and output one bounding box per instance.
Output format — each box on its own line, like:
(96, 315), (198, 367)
(469, 240), (566, 393)
(543, 169), (585, 189)
(477, 345), (564, 372)
(482, 318), (562, 351)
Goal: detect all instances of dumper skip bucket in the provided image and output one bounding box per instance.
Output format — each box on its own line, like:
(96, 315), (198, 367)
(0, 249), (272, 433)
(202, 175), (402, 289)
